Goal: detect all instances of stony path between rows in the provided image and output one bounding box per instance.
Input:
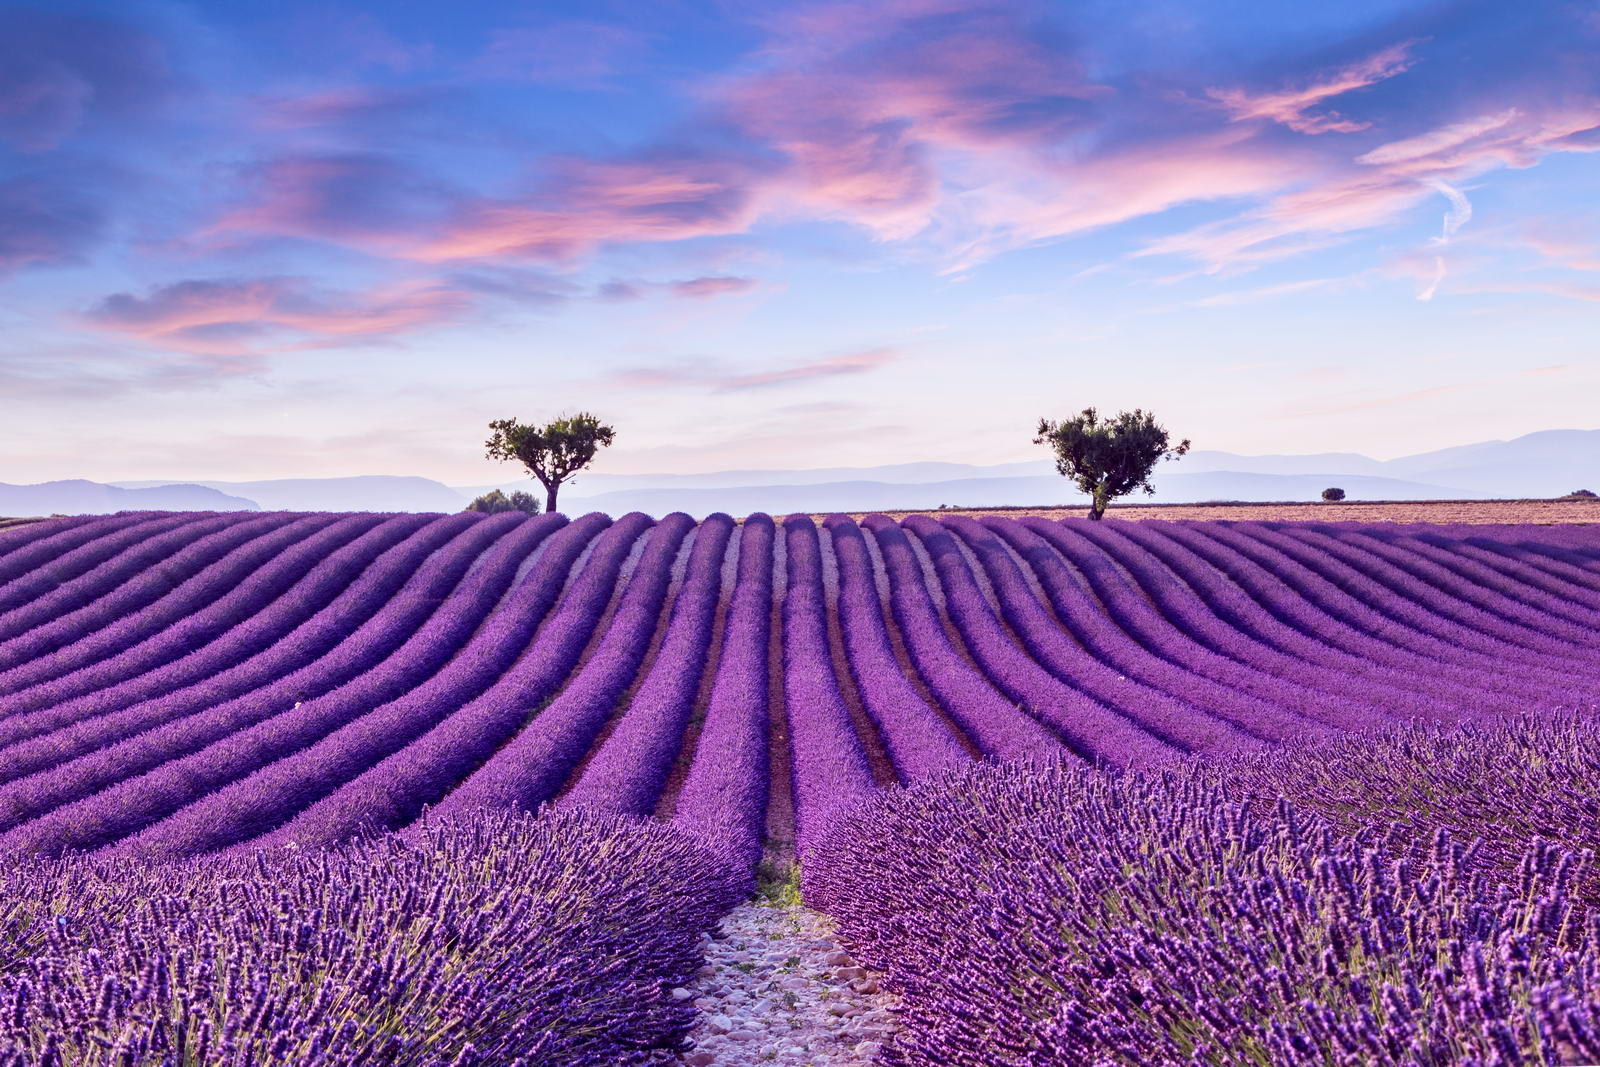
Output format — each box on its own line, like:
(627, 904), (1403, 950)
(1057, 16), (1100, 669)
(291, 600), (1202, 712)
(674, 899), (900, 1065)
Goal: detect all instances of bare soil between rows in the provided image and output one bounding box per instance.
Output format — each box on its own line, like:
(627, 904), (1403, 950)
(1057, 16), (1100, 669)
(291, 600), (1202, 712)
(820, 499), (1600, 525)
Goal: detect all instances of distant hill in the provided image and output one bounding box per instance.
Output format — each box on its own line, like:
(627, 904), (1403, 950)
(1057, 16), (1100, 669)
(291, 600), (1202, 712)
(41, 427), (1599, 516)
(555, 471), (1484, 519)
(536, 428), (1595, 515)
(1379, 429), (1600, 497)
(111, 476), (465, 512)
(0, 480), (259, 515)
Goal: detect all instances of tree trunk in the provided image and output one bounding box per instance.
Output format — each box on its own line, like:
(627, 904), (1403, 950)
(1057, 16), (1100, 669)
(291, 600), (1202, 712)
(545, 483), (559, 513)
(1088, 485), (1109, 520)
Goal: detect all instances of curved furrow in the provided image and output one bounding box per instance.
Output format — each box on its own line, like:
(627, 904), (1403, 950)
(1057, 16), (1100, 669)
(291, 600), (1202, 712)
(0, 515), (381, 717)
(406, 514), (697, 825)
(670, 514), (776, 869)
(1327, 525), (1600, 638)
(0, 515), (425, 751)
(986, 517), (1404, 729)
(244, 511), (688, 853)
(1074, 520), (1519, 720)
(0, 512), (320, 692)
(0, 515), (162, 595)
(200, 513), (679, 856)
(112, 512), (650, 860)
(0, 512), (533, 838)
(815, 522), (900, 787)
(890, 516), (1187, 766)
(1218, 523), (1600, 691)
(1017, 519), (1459, 723)
(1265, 523), (1600, 663)
(822, 515), (970, 783)
(559, 514), (736, 815)
(0, 510), (1593, 870)
(1428, 528), (1600, 602)
(0, 513), (581, 858)
(933, 514), (1341, 743)
(779, 516), (877, 854)
(0, 513), (462, 782)
(650, 515), (741, 820)
(0, 513), (222, 638)
(1139, 522), (1575, 714)
(860, 516), (1063, 762)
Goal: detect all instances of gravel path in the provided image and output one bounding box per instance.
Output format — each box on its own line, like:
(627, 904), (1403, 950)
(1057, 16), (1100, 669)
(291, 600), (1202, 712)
(675, 898), (899, 1066)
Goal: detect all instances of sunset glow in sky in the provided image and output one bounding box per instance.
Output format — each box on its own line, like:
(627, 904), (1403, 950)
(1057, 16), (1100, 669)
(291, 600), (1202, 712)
(3, 0), (1597, 484)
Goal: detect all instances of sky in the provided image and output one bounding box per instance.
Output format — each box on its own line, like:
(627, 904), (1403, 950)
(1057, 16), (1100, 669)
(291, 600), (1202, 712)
(2, 0), (1597, 486)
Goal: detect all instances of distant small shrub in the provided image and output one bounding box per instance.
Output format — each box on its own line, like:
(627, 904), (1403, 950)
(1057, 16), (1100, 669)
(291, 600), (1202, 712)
(465, 489), (540, 514)
(1560, 488), (1597, 501)
(1321, 486), (1346, 502)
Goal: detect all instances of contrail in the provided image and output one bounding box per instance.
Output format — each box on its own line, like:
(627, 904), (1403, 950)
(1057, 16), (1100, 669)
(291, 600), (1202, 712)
(1419, 179), (1471, 301)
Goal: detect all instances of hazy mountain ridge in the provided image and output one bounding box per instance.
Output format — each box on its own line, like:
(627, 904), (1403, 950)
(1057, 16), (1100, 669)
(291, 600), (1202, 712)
(0, 480), (259, 515)
(554, 472), (1487, 519)
(109, 476), (464, 513)
(7, 428), (1594, 516)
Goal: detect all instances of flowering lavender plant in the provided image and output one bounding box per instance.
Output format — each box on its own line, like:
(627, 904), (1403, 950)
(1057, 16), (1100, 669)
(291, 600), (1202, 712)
(0, 808), (743, 1066)
(807, 716), (1600, 1066)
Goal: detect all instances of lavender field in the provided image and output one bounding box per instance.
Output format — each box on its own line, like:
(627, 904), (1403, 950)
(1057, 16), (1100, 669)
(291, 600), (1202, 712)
(2, 509), (1599, 1064)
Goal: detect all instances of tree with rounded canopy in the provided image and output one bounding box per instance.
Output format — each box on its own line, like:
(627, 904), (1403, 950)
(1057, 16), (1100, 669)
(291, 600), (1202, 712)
(1034, 408), (1190, 520)
(484, 413), (617, 514)
(1322, 487), (1346, 502)
(464, 489), (540, 514)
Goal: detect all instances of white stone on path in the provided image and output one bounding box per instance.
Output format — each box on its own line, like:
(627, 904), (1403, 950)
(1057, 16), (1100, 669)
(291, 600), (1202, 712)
(672, 898), (901, 1066)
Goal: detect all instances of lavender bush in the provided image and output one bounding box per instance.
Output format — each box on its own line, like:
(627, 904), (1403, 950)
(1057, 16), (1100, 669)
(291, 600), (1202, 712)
(0, 808), (744, 1066)
(807, 716), (1600, 1067)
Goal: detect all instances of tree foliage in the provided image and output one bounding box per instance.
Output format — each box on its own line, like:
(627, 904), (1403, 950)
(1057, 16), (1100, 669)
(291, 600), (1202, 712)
(484, 413), (616, 514)
(464, 489), (541, 515)
(1322, 487), (1347, 502)
(1033, 408), (1190, 520)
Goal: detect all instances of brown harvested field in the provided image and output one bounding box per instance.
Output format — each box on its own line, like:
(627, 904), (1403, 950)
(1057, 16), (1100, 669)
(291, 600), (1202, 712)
(832, 499), (1600, 525)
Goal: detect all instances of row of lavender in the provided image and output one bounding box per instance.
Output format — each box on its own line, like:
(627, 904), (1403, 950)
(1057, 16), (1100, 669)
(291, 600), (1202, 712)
(1, 509), (1599, 863)
(1, 808), (746, 1064)
(806, 715), (1600, 1065)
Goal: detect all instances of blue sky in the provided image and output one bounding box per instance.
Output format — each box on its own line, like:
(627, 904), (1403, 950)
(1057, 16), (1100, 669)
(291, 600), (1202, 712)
(2, 0), (1596, 484)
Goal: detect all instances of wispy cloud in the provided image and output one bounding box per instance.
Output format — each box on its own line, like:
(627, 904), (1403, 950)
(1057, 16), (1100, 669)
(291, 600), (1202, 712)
(1416, 179), (1472, 301)
(1188, 277), (1342, 307)
(669, 275), (759, 299)
(1206, 41), (1419, 134)
(83, 276), (473, 356)
(612, 347), (899, 391)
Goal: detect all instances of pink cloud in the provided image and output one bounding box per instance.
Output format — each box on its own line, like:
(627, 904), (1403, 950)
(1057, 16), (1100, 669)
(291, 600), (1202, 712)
(204, 154), (454, 251)
(719, 347), (897, 390)
(1206, 42), (1419, 134)
(83, 276), (471, 356)
(716, 0), (1108, 237)
(255, 87), (444, 130)
(1521, 222), (1600, 271)
(1356, 106), (1600, 176)
(192, 4), (1600, 286)
(669, 275), (758, 298)
(612, 347), (898, 391)
(407, 154), (767, 263)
